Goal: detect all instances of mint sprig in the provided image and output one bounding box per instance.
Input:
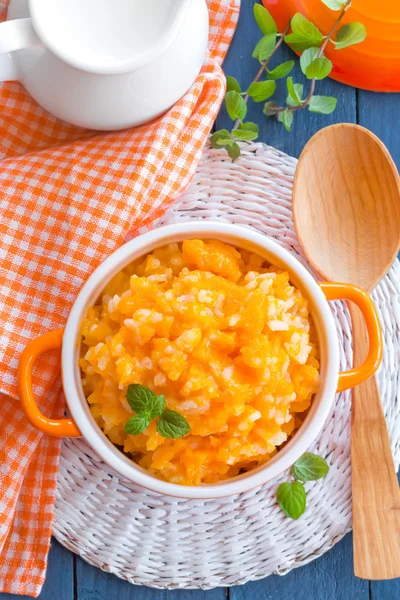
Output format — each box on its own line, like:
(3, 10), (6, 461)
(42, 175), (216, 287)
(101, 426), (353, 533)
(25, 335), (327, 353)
(277, 452), (329, 519)
(124, 384), (191, 439)
(212, 0), (367, 158)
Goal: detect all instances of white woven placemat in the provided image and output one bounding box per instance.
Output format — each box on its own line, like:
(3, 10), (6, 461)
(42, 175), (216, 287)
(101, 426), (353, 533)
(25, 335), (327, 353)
(53, 142), (400, 589)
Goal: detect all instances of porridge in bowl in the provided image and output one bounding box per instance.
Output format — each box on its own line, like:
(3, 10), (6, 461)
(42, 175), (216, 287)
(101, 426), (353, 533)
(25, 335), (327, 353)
(79, 239), (320, 485)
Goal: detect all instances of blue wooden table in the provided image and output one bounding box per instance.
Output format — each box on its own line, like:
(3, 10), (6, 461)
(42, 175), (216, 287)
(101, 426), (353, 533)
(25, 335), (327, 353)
(2, 2), (399, 598)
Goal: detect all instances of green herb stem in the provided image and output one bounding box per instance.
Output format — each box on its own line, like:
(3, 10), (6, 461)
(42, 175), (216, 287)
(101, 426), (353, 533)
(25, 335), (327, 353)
(214, 0), (366, 156)
(277, 0), (351, 114)
(232, 22), (291, 131)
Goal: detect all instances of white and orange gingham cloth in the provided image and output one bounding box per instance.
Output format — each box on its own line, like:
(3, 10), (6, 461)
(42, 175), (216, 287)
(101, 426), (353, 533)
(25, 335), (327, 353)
(0, 0), (239, 595)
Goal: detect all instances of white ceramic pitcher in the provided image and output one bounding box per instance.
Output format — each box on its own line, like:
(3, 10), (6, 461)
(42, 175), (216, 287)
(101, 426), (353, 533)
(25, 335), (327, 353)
(0, 0), (209, 130)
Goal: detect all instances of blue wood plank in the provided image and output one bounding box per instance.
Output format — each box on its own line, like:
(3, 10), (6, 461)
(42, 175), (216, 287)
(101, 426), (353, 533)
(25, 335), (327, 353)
(75, 554), (226, 600)
(357, 90), (400, 167)
(371, 576), (400, 600)
(369, 473), (400, 599)
(229, 533), (369, 600)
(216, 0), (356, 157)
(0, 539), (74, 600)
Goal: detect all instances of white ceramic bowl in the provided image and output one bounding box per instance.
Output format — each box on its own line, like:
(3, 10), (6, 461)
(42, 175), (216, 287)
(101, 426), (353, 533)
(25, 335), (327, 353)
(18, 222), (382, 498)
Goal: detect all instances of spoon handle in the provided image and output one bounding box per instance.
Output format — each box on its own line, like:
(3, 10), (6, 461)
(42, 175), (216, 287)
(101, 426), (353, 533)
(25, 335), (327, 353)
(349, 303), (400, 580)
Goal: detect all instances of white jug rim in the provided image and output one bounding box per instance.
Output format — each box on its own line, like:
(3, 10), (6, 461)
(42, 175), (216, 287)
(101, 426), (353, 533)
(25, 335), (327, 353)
(29, 0), (196, 75)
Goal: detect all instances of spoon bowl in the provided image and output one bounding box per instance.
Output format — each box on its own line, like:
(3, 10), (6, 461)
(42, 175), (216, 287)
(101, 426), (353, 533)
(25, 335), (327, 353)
(293, 124), (400, 291)
(292, 123), (400, 581)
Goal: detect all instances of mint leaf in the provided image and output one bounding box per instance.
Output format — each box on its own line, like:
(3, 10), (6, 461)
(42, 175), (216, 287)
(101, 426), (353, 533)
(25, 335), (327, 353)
(239, 121), (259, 134)
(126, 384), (165, 419)
(263, 101), (279, 117)
(267, 60), (294, 80)
(300, 48), (319, 75)
(225, 90), (247, 120)
(248, 80), (276, 102)
(292, 452), (330, 482)
(286, 83), (304, 107)
(216, 137), (233, 146)
(286, 77), (302, 105)
(253, 3), (277, 35)
(284, 13), (323, 51)
(322, 0), (347, 10)
(125, 414), (150, 436)
(157, 409), (191, 439)
(277, 109), (293, 132)
(290, 13), (323, 40)
(308, 95), (337, 114)
(335, 22), (367, 50)
(277, 481), (307, 519)
(305, 56), (332, 80)
(210, 129), (230, 149)
(284, 34), (321, 52)
(149, 394), (166, 418)
(227, 142), (241, 160)
(232, 129), (258, 141)
(252, 34), (276, 62)
(226, 75), (241, 93)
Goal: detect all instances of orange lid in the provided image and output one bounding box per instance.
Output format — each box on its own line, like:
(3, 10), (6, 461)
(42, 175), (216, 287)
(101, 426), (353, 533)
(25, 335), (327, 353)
(263, 0), (400, 92)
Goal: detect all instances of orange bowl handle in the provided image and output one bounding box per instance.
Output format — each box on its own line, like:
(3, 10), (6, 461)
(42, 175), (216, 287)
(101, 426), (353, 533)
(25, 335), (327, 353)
(319, 283), (383, 393)
(18, 328), (81, 437)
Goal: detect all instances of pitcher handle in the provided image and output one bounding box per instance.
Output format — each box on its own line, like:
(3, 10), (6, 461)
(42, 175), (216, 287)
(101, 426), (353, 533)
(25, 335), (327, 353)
(0, 18), (41, 81)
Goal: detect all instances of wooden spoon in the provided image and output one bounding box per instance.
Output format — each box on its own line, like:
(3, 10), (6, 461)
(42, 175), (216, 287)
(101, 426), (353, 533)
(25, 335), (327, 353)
(292, 123), (400, 580)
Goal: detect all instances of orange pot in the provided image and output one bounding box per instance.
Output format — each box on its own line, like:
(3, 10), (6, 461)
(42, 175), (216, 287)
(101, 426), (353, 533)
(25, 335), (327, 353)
(263, 0), (400, 92)
(17, 223), (382, 499)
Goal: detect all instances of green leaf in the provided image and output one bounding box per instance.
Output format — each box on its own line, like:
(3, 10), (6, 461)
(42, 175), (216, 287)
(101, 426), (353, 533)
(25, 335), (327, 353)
(239, 121), (259, 134)
(277, 109), (293, 132)
(300, 48), (319, 75)
(292, 452), (330, 482)
(227, 142), (241, 160)
(335, 22), (367, 50)
(226, 75), (241, 93)
(263, 101), (279, 117)
(308, 95), (337, 114)
(286, 77), (302, 105)
(284, 34), (321, 52)
(286, 83), (304, 107)
(305, 56), (332, 80)
(267, 60), (294, 80)
(248, 80), (276, 102)
(252, 34), (277, 62)
(215, 137), (233, 146)
(126, 384), (165, 419)
(321, 0), (347, 10)
(290, 13), (323, 39)
(210, 129), (230, 149)
(284, 13), (323, 51)
(277, 481), (307, 519)
(125, 414), (151, 436)
(225, 90), (247, 120)
(232, 129), (258, 141)
(157, 409), (191, 439)
(253, 3), (277, 35)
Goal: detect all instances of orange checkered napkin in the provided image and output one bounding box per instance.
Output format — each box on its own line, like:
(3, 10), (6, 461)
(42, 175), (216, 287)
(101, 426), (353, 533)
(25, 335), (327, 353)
(0, 0), (239, 595)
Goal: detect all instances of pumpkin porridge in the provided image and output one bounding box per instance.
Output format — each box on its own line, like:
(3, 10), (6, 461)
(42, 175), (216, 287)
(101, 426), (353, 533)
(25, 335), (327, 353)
(79, 239), (320, 485)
